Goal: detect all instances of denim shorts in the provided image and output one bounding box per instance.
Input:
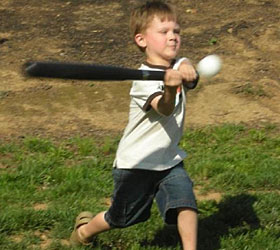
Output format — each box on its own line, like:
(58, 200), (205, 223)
(104, 161), (197, 228)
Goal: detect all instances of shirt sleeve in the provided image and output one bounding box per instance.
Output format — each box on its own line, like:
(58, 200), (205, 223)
(130, 80), (164, 111)
(173, 57), (190, 70)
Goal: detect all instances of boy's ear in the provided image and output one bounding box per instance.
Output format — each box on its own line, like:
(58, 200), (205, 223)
(134, 33), (147, 49)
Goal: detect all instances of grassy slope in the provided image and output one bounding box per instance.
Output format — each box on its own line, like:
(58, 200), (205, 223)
(0, 124), (279, 249)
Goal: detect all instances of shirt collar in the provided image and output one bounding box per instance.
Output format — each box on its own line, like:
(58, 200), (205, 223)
(143, 59), (176, 70)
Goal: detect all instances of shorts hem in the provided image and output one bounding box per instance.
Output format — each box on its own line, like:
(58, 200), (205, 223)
(167, 200), (197, 210)
(104, 211), (117, 229)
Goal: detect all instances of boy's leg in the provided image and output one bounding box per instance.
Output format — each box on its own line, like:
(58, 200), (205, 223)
(155, 162), (197, 250)
(177, 208), (197, 250)
(74, 168), (158, 245)
(78, 211), (111, 242)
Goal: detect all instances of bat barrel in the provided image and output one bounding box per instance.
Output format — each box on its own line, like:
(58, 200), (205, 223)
(24, 61), (166, 81)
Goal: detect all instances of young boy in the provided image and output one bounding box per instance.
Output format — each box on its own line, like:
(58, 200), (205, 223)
(71, 1), (199, 249)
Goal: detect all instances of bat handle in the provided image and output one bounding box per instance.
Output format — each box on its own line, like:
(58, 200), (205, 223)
(141, 70), (165, 81)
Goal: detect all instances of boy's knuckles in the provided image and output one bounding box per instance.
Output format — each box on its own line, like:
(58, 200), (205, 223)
(164, 71), (182, 86)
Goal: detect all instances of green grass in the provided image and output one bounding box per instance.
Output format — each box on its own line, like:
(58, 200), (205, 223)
(0, 124), (279, 249)
(233, 83), (267, 97)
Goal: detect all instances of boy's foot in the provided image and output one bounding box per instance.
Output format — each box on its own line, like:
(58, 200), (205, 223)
(70, 211), (94, 246)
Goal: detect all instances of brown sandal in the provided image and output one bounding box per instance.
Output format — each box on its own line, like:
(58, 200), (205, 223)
(70, 211), (94, 246)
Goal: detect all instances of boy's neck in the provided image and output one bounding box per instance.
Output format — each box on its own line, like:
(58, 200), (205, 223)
(144, 59), (176, 69)
(146, 58), (172, 67)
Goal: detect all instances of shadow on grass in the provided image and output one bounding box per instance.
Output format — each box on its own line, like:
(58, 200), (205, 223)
(140, 224), (181, 248)
(198, 194), (260, 250)
(141, 194), (260, 250)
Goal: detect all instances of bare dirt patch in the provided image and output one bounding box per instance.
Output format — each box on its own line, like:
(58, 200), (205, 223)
(194, 189), (222, 202)
(0, 0), (279, 140)
(33, 203), (48, 211)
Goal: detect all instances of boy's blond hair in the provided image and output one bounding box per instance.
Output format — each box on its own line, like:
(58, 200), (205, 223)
(130, 1), (178, 51)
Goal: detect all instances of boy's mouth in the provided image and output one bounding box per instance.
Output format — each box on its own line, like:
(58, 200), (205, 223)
(168, 45), (178, 50)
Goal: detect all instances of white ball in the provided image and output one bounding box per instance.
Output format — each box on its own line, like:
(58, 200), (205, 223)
(197, 54), (222, 78)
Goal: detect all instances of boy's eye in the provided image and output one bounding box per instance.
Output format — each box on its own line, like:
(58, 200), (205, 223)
(158, 28), (180, 35)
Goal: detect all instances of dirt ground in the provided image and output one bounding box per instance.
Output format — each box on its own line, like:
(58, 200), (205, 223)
(0, 0), (280, 140)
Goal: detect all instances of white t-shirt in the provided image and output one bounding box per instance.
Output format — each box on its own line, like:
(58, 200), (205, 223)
(113, 58), (189, 171)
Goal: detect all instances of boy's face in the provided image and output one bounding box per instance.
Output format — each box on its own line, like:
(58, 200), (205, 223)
(136, 15), (181, 67)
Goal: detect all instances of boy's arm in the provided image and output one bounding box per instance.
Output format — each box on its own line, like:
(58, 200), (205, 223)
(150, 69), (182, 116)
(150, 61), (198, 116)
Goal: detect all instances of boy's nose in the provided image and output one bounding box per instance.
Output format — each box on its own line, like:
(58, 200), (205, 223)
(168, 32), (176, 40)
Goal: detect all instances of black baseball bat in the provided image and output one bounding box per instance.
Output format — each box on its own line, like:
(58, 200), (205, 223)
(24, 61), (199, 88)
(24, 61), (166, 81)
